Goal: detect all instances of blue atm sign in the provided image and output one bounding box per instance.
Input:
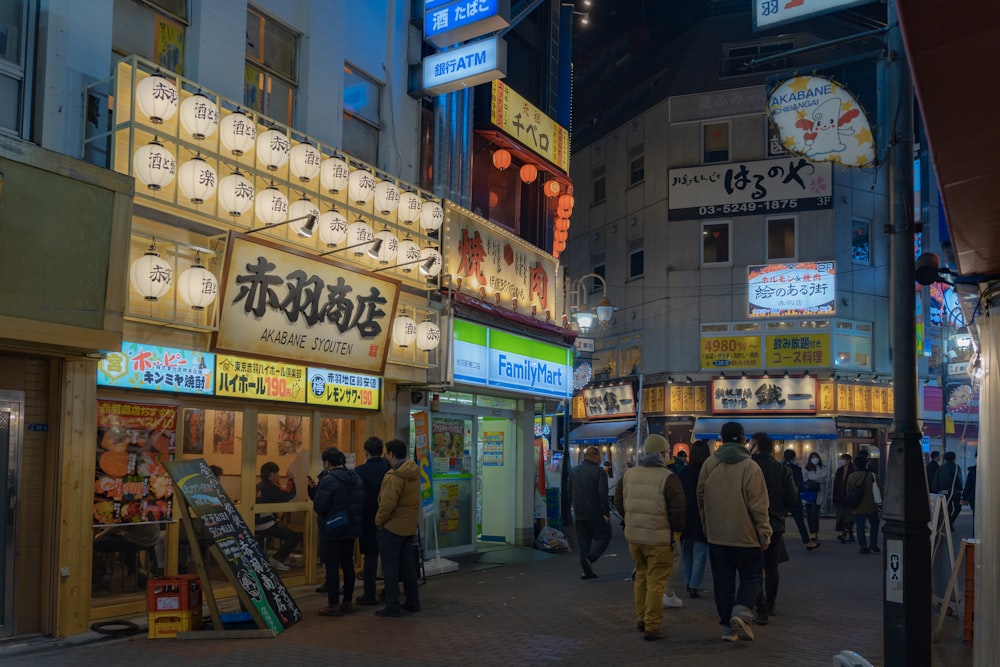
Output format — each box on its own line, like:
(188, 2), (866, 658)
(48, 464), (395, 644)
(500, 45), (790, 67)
(422, 37), (507, 97)
(424, 0), (510, 48)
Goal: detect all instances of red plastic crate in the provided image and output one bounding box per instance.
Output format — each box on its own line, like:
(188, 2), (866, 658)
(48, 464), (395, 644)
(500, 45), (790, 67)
(146, 575), (202, 612)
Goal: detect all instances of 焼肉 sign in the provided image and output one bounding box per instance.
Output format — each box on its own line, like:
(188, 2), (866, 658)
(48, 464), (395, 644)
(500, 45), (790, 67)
(748, 262), (836, 318)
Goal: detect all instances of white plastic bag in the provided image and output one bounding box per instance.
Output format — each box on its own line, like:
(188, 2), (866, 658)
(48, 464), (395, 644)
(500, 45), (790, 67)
(534, 525), (569, 552)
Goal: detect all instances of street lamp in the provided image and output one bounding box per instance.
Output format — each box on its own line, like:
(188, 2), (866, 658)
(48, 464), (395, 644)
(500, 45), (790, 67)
(569, 272), (614, 334)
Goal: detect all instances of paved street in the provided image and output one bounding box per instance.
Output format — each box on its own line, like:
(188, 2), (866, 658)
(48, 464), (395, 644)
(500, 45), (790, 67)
(3, 514), (975, 666)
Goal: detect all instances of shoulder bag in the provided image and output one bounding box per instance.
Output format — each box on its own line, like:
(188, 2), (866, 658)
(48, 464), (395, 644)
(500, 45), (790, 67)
(323, 508), (352, 540)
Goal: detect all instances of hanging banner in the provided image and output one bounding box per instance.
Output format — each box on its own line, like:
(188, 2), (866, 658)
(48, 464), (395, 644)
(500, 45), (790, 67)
(768, 75), (876, 168)
(98, 341), (215, 395)
(305, 368), (382, 411)
(748, 261), (836, 317)
(215, 354), (306, 403)
(412, 411), (435, 517)
(94, 400), (177, 525)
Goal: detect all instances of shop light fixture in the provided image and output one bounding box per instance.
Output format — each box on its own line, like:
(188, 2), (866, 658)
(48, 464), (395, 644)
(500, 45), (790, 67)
(783, 370), (790, 378)
(667, 376), (675, 383)
(244, 212), (318, 238)
(685, 376), (693, 384)
(372, 255), (438, 275)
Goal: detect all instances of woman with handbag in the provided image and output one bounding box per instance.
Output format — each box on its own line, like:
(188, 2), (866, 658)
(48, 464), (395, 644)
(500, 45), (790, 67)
(312, 447), (365, 616)
(802, 453), (827, 544)
(846, 456), (882, 554)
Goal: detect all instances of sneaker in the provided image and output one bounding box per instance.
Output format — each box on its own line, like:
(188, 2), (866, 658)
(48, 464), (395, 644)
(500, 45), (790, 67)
(730, 605), (755, 641)
(269, 557), (290, 571)
(644, 628), (666, 641)
(870, 545), (881, 554)
(721, 627), (739, 642)
(806, 541), (821, 551)
(687, 586), (700, 599)
(859, 547), (871, 554)
(663, 593), (684, 608)
(754, 608), (769, 625)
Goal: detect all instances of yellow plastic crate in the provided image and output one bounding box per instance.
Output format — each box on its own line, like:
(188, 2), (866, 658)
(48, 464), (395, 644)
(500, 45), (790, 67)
(147, 607), (203, 639)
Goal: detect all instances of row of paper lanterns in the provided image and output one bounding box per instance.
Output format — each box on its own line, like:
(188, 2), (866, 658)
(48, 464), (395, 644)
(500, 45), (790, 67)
(391, 311), (441, 352)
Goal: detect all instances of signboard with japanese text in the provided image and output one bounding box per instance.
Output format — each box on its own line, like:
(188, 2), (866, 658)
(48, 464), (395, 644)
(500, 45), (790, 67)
(490, 80), (570, 173)
(768, 76), (875, 168)
(215, 355), (306, 404)
(213, 234), (400, 375)
(642, 385), (665, 414)
(582, 384), (637, 419)
(98, 341), (214, 395)
(665, 384), (710, 415)
(482, 431), (504, 466)
(765, 333), (831, 367)
(94, 400), (176, 526)
(443, 203), (559, 319)
(712, 377), (818, 414)
(818, 381), (836, 413)
(754, 0), (876, 31)
(700, 335), (762, 370)
(422, 37), (507, 97)
(837, 382), (894, 416)
(424, 0), (509, 48)
(668, 158), (832, 220)
(305, 368), (381, 411)
(748, 262), (836, 317)
(412, 411), (434, 516)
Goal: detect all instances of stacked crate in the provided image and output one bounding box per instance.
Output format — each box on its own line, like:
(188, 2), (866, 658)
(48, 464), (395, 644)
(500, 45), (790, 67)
(146, 574), (203, 639)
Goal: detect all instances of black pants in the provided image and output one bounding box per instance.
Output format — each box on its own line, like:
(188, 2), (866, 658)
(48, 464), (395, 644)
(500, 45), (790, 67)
(378, 527), (419, 612)
(756, 533), (787, 611)
(360, 548), (379, 600)
(324, 538), (356, 606)
(708, 543), (764, 626)
(256, 523), (302, 562)
(575, 519), (611, 575)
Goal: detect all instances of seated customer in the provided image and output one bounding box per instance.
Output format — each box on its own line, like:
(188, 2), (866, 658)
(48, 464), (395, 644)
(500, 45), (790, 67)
(94, 522), (164, 582)
(255, 461), (302, 571)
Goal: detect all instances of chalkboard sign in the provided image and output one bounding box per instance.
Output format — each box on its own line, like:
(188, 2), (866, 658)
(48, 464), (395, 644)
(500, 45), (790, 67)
(164, 458), (302, 634)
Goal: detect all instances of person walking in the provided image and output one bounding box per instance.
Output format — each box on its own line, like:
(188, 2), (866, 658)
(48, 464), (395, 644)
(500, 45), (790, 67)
(926, 451), (941, 493)
(374, 438), (422, 617)
(662, 446), (690, 608)
(569, 446), (612, 579)
(255, 461), (302, 571)
(832, 453), (856, 544)
(847, 456), (882, 554)
(933, 451), (964, 527)
(749, 432), (800, 625)
(782, 449), (818, 551)
(962, 451), (977, 527)
(312, 448), (365, 616)
(354, 436), (391, 605)
(680, 440), (711, 599)
(698, 422), (771, 642)
(613, 434), (685, 642)
(802, 453), (827, 544)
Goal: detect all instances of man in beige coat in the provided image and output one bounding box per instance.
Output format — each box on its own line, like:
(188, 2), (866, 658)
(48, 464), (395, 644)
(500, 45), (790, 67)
(614, 434), (685, 641)
(374, 438), (421, 617)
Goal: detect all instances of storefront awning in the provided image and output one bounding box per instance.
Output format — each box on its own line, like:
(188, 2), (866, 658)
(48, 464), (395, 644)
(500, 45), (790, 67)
(569, 420), (636, 445)
(693, 417), (838, 441)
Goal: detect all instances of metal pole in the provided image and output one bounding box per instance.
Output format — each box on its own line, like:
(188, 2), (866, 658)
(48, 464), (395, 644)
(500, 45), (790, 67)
(882, 2), (932, 664)
(941, 327), (948, 455)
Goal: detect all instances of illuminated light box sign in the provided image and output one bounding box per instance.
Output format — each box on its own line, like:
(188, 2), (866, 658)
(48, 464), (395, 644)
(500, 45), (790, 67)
(765, 333), (831, 367)
(422, 37), (507, 97)
(748, 262), (836, 318)
(582, 383), (637, 419)
(306, 368), (381, 411)
(712, 377), (818, 414)
(215, 354), (306, 403)
(490, 80), (570, 173)
(700, 335), (763, 370)
(754, 0), (876, 30)
(425, 0), (510, 49)
(453, 319), (573, 399)
(98, 341), (215, 395)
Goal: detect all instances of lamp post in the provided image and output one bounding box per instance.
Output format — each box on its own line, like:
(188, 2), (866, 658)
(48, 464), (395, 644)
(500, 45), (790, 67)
(568, 272), (614, 335)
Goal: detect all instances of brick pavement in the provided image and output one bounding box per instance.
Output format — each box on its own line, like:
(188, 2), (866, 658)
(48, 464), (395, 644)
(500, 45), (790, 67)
(2, 514), (975, 666)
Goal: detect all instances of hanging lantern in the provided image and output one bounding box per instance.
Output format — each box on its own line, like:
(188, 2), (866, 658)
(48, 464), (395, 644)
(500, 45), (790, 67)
(289, 142), (322, 182)
(553, 239), (566, 253)
(392, 313), (418, 348)
(219, 110), (256, 156)
(256, 129), (291, 171)
(558, 193), (576, 210)
(318, 209), (349, 247)
(346, 219), (375, 256)
(179, 93), (219, 140)
(418, 246), (442, 276)
(218, 171), (254, 216)
(255, 185), (289, 226)
(419, 201), (444, 232)
(288, 197), (320, 236)
(320, 156), (350, 194)
(135, 72), (178, 124)
(557, 206), (572, 219)
(177, 257), (218, 310)
(130, 242), (173, 301)
(374, 180), (400, 215)
(348, 168), (376, 205)
(520, 164), (538, 184)
(133, 139), (176, 191)
(398, 192), (423, 225)
(554, 228), (568, 243)
(492, 148), (512, 171)
(416, 319), (441, 351)
(543, 180), (561, 198)
(177, 157), (217, 204)
(555, 217), (570, 232)
(488, 191), (500, 208)
(397, 238), (421, 272)
(373, 230), (399, 264)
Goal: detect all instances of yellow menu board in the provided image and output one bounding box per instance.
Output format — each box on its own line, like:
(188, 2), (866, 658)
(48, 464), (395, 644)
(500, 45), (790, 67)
(215, 355), (306, 403)
(305, 368), (381, 411)
(764, 333), (831, 368)
(700, 336), (762, 370)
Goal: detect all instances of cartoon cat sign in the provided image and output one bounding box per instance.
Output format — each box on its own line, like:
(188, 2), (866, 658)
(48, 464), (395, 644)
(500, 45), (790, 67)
(768, 76), (875, 168)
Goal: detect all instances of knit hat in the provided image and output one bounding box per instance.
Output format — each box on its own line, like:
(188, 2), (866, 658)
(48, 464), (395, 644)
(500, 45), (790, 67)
(644, 434), (669, 455)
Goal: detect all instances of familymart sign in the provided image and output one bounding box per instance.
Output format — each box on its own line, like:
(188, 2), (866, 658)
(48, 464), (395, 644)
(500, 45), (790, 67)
(453, 319), (573, 399)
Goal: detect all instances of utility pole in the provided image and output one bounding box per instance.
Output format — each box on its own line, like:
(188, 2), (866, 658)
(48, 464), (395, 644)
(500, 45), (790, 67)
(882, 1), (932, 664)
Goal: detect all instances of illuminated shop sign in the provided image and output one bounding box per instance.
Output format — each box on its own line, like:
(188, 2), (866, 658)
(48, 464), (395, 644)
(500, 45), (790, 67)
(306, 368), (381, 411)
(98, 341), (215, 395)
(424, 0), (510, 49)
(422, 37), (507, 97)
(754, 0), (876, 30)
(490, 80), (570, 173)
(214, 354), (306, 403)
(748, 262), (836, 318)
(712, 377), (818, 414)
(581, 383), (637, 419)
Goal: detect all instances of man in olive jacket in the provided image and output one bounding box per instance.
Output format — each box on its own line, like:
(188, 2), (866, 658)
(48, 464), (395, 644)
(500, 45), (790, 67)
(613, 434), (685, 642)
(374, 438), (421, 617)
(698, 421), (771, 642)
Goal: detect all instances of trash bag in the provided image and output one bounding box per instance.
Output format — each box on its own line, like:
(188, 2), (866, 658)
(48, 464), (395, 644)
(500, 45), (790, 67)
(535, 525), (569, 552)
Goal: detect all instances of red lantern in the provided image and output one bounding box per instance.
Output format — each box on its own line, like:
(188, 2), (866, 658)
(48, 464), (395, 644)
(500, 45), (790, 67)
(492, 149), (512, 171)
(555, 217), (570, 231)
(488, 191), (499, 207)
(557, 206), (572, 219)
(558, 193), (575, 210)
(554, 228), (568, 243)
(553, 239), (566, 253)
(519, 164), (538, 184)
(543, 180), (561, 198)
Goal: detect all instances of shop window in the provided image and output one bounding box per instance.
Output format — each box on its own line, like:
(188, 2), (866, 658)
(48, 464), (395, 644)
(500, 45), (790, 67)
(593, 165), (606, 204)
(245, 7), (298, 126)
(0, 0), (33, 137)
(767, 216), (797, 260)
(591, 252), (606, 290)
(112, 0), (187, 75)
(702, 121), (730, 164)
(343, 63), (382, 166)
(702, 221), (731, 265)
(629, 146), (644, 186)
(628, 238), (644, 280)
(852, 218), (871, 265)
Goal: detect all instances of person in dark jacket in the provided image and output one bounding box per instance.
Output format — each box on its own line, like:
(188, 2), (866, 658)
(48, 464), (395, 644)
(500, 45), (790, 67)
(570, 445), (611, 579)
(680, 440), (711, 599)
(933, 451), (964, 527)
(782, 449), (817, 550)
(750, 432), (800, 624)
(354, 436), (390, 604)
(962, 451), (977, 526)
(833, 453), (856, 544)
(926, 451), (941, 493)
(847, 456), (882, 554)
(255, 461), (301, 571)
(307, 465), (330, 593)
(312, 448), (365, 616)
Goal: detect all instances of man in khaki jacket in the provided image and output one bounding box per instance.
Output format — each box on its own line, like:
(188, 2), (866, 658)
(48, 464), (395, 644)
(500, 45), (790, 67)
(374, 438), (421, 617)
(697, 421), (771, 642)
(614, 434), (685, 641)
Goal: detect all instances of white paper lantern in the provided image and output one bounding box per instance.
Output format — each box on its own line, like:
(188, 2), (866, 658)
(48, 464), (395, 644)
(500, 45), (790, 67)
(419, 200), (444, 231)
(177, 261), (218, 310)
(177, 157), (217, 204)
(348, 168), (376, 205)
(133, 140), (176, 191)
(288, 197), (320, 237)
(290, 143), (322, 182)
(374, 180), (400, 215)
(255, 186), (289, 226)
(320, 157), (350, 194)
(179, 93), (219, 140)
(218, 171), (254, 216)
(257, 129), (290, 171)
(318, 209), (349, 247)
(416, 319), (441, 351)
(346, 219), (374, 256)
(419, 246), (442, 276)
(398, 192), (423, 225)
(392, 314), (417, 348)
(135, 73), (178, 124)
(397, 238), (421, 272)
(219, 111), (256, 156)
(130, 245), (173, 301)
(372, 230), (399, 264)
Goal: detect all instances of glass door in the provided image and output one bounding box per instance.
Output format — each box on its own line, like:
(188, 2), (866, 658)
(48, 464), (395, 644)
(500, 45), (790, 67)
(0, 391), (23, 637)
(477, 416), (516, 542)
(427, 414), (475, 556)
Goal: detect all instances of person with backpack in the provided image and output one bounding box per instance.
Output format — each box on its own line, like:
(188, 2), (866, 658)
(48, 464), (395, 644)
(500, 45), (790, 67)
(846, 456), (882, 555)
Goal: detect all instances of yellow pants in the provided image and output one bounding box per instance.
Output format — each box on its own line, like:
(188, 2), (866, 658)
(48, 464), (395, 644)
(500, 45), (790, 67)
(629, 542), (674, 631)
